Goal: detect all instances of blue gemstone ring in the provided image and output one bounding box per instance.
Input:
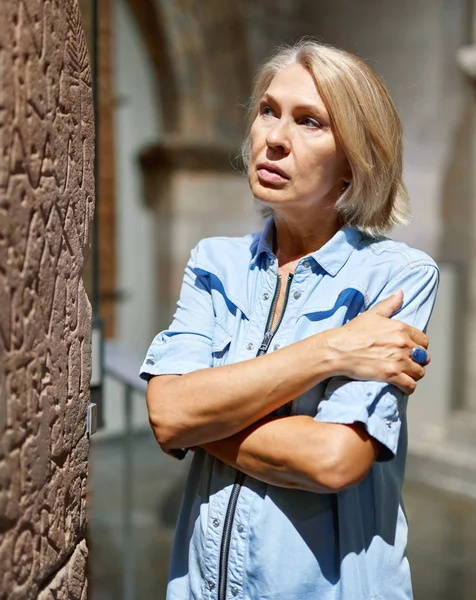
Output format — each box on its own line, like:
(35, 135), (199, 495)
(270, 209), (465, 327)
(411, 347), (428, 365)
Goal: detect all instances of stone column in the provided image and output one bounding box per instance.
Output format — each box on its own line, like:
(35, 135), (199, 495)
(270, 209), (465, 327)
(0, 1), (94, 598)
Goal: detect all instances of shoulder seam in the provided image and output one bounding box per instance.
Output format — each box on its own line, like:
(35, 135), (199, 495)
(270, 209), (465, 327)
(385, 261), (439, 290)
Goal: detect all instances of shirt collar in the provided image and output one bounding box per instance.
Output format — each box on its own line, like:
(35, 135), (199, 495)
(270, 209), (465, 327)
(251, 217), (364, 276)
(312, 227), (364, 275)
(251, 217), (276, 266)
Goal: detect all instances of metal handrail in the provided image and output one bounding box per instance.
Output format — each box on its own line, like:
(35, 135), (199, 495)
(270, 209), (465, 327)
(104, 341), (148, 393)
(103, 341), (148, 600)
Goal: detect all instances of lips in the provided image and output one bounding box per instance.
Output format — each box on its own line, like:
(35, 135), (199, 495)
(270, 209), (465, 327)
(257, 162), (290, 184)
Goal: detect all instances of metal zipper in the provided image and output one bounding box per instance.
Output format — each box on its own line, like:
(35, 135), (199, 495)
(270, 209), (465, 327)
(256, 274), (282, 356)
(217, 470), (245, 600)
(217, 273), (294, 600)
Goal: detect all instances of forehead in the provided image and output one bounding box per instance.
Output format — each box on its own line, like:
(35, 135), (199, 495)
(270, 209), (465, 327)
(264, 63), (327, 113)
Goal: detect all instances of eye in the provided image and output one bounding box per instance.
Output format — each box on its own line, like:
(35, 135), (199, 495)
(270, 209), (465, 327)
(260, 104), (274, 117)
(301, 116), (322, 129)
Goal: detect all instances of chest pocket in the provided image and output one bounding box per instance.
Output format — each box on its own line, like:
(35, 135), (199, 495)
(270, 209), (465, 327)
(211, 322), (232, 367)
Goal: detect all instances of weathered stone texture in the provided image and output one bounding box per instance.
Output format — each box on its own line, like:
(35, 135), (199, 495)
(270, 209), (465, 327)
(0, 0), (94, 598)
(37, 540), (88, 600)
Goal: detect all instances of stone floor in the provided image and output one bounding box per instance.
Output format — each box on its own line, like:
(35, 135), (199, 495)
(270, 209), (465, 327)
(87, 430), (476, 600)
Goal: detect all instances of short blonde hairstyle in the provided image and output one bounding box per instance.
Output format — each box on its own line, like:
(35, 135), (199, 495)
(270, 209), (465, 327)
(242, 39), (410, 237)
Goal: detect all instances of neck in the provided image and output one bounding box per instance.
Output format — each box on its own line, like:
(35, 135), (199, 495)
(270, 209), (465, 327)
(272, 210), (340, 266)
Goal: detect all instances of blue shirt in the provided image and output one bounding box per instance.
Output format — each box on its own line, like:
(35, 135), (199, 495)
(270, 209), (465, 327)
(140, 218), (439, 600)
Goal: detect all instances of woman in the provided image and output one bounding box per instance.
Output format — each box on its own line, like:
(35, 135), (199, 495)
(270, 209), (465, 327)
(141, 40), (438, 600)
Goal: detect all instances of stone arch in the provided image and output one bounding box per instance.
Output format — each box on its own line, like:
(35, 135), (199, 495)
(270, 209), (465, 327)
(126, 0), (252, 140)
(125, 0), (179, 134)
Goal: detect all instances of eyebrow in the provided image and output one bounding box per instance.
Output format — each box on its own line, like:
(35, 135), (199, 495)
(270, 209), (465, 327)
(261, 92), (329, 122)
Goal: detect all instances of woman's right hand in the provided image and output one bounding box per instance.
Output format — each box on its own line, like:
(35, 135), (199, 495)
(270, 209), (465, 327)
(324, 290), (430, 395)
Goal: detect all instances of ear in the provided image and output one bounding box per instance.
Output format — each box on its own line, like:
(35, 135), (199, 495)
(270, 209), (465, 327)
(341, 180), (351, 192)
(343, 165), (352, 184)
(342, 170), (352, 191)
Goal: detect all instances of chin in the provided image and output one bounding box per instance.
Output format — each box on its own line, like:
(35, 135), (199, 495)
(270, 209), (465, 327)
(254, 191), (292, 211)
(250, 179), (287, 206)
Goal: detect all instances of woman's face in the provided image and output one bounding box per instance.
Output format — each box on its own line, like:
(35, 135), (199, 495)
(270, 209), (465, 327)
(248, 63), (349, 215)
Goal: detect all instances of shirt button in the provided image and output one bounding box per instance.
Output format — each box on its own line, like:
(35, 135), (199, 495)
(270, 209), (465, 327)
(246, 343), (254, 351)
(273, 344), (280, 351)
(293, 291), (301, 300)
(237, 524), (244, 533)
(213, 519), (220, 527)
(303, 259), (311, 268)
(208, 581), (215, 590)
(386, 420), (392, 428)
(146, 358), (154, 365)
(231, 587), (239, 596)
(262, 292), (269, 301)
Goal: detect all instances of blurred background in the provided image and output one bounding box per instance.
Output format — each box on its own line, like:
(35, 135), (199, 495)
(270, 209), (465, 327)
(78, 0), (476, 598)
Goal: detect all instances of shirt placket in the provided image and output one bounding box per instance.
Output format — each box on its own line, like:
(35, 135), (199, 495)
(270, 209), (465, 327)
(222, 483), (257, 599)
(268, 259), (313, 353)
(202, 485), (234, 599)
(239, 259), (279, 361)
(203, 259), (277, 598)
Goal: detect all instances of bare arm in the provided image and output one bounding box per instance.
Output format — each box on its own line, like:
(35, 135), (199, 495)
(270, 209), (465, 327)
(147, 333), (336, 452)
(201, 416), (379, 493)
(147, 291), (428, 452)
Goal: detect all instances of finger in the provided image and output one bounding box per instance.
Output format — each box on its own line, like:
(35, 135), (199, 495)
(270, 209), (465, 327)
(406, 327), (429, 349)
(403, 360), (426, 382)
(415, 366), (426, 381)
(368, 290), (404, 318)
(391, 372), (417, 396)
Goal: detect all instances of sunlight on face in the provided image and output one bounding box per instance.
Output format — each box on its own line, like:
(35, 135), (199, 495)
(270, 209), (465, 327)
(248, 63), (349, 215)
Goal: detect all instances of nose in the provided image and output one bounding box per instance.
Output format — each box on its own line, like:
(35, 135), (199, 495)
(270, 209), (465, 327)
(266, 119), (291, 153)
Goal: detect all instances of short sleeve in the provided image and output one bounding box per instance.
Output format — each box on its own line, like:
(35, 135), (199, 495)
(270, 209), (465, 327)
(139, 244), (215, 381)
(315, 262), (439, 461)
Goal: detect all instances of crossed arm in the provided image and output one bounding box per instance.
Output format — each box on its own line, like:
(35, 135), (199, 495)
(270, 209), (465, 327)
(146, 291), (425, 493)
(201, 416), (380, 493)
(146, 263), (438, 493)
(148, 364), (380, 494)
(148, 375), (380, 494)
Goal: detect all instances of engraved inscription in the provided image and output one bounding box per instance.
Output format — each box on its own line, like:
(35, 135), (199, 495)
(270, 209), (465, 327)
(0, 0), (94, 597)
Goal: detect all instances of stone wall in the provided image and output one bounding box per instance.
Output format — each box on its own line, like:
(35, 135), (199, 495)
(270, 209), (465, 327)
(0, 0), (94, 598)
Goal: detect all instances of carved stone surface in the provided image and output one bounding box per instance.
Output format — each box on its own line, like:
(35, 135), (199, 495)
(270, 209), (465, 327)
(37, 540), (88, 600)
(0, 0), (94, 598)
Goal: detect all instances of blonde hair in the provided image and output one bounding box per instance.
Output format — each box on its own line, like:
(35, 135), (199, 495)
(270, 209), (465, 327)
(242, 39), (410, 237)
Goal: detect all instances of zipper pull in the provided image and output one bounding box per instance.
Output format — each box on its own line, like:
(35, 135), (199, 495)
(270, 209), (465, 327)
(256, 330), (273, 356)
